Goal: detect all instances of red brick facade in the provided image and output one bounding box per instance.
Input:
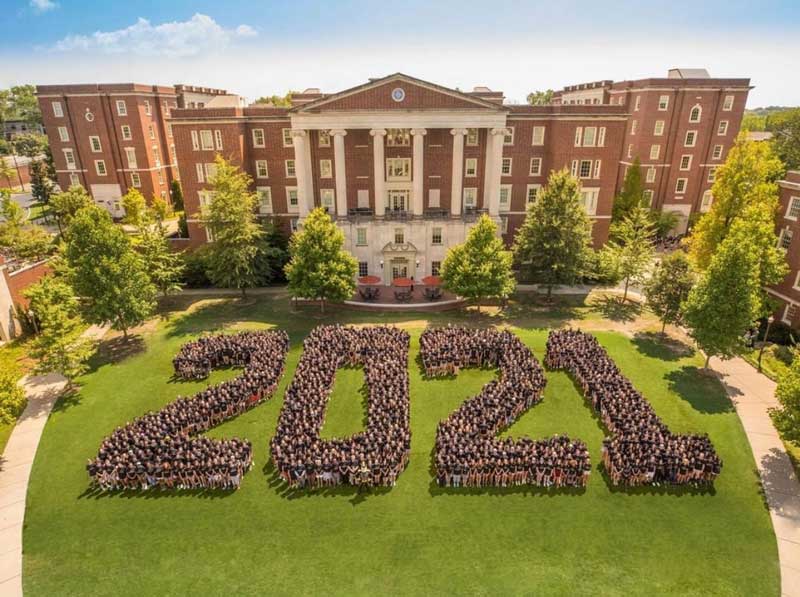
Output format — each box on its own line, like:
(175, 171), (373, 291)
(769, 171), (800, 326)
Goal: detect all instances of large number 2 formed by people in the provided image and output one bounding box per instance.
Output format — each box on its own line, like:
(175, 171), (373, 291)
(87, 325), (721, 493)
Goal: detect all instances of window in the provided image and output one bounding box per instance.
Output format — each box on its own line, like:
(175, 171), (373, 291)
(786, 197), (800, 220)
(501, 157), (512, 175)
(529, 157), (542, 176)
(627, 144), (633, 159)
(779, 228), (794, 250)
(680, 155), (692, 170)
(69, 173), (80, 187)
(95, 160), (107, 176)
(432, 227), (442, 245)
(707, 167), (718, 183)
(57, 126), (69, 142)
(465, 158), (478, 177)
(394, 228), (405, 244)
(131, 172), (141, 188)
(386, 128), (410, 146)
(191, 130), (199, 150)
(286, 159), (296, 177)
(144, 100), (151, 116)
(428, 189), (440, 208)
(598, 127), (606, 147)
(466, 128), (479, 146)
(701, 190), (713, 212)
(463, 187), (478, 208)
(89, 136), (102, 152)
(386, 158), (411, 181)
(784, 304), (800, 325)
(634, 96), (641, 111)
(689, 105), (702, 123)
(286, 187), (299, 211)
(255, 160), (268, 178)
(532, 126), (545, 146)
(282, 128), (293, 147)
(356, 228), (367, 246)
(578, 160), (593, 179)
(116, 100), (127, 116)
(675, 178), (687, 193)
(152, 145), (161, 168)
(318, 130), (331, 147)
(718, 121), (729, 135)
(503, 127), (514, 145)
(63, 148), (76, 170)
(431, 261), (441, 276)
(125, 147), (137, 169)
(204, 162), (217, 180)
(643, 189), (654, 206)
(290, 218), (300, 233)
(580, 188), (599, 215)
(253, 129), (265, 148)
(52, 101), (63, 117)
(650, 145), (660, 160)
(170, 144), (176, 163)
(658, 95), (669, 110)
(685, 131), (697, 147)
(499, 185), (512, 211)
(320, 159), (332, 178)
(583, 127), (597, 147)
(654, 120), (665, 136)
(526, 184), (541, 204)
(358, 262), (369, 277)
(200, 130), (214, 150)
(121, 125), (132, 141)
(357, 189), (370, 208)
(214, 130), (223, 150)
(593, 160), (601, 179)
(500, 216), (509, 234)
(710, 144), (723, 161)
(630, 120), (638, 135)
(157, 170), (165, 186)
(723, 95), (734, 111)
(196, 163), (205, 183)
(257, 188), (272, 214)
(646, 167), (656, 183)
(320, 189), (335, 210)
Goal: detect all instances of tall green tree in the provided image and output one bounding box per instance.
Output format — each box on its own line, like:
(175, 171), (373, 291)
(50, 185), (93, 235)
(170, 179), (184, 212)
(25, 276), (94, 383)
(285, 207), (357, 312)
(11, 133), (48, 158)
(441, 214), (515, 311)
(201, 155), (264, 297)
(644, 251), (694, 334)
(29, 159), (54, 209)
(121, 188), (148, 228)
(601, 206), (655, 302)
(526, 89), (554, 105)
(65, 205), (157, 339)
(689, 135), (784, 270)
(512, 168), (592, 298)
(766, 107), (800, 170)
(612, 157), (645, 223)
(772, 352), (800, 442)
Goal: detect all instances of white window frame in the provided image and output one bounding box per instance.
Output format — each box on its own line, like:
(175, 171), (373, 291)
(785, 196), (800, 221)
(431, 226), (443, 245)
(144, 100), (151, 116)
(320, 159), (333, 178)
(597, 126), (606, 147)
(723, 95), (734, 111)
(707, 167), (718, 183)
(578, 159), (593, 179)
(634, 96), (641, 111)
(580, 188), (599, 215)
(356, 227), (368, 246)
(675, 178), (688, 194)
(793, 270), (800, 291)
(94, 160), (107, 176)
(627, 144), (633, 159)
(116, 100), (127, 116)
(654, 120), (665, 136)
(282, 128), (293, 147)
(646, 167), (656, 183)
(499, 184), (512, 212)
(52, 101), (63, 117)
(196, 163), (205, 183)
(191, 130), (199, 151)
(685, 131), (697, 147)
(649, 145), (661, 160)
(386, 158), (411, 181)
(285, 159), (296, 178)
(503, 127), (514, 146)
(532, 126), (545, 146)
(718, 121), (729, 136)
(253, 129), (266, 148)
(689, 104), (702, 123)
(583, 126), (597, 147)
(89, 136), (102, 153)
(57, 126), (69, 142)
(428, 189), (440, 208)
(131, 172), (141, 188)
(700, 190), (713, 212)
(630, 120), (638, 135)
(255, 160), (269, 178)
(121, 125), (132, 141)
(318, 130), (331, 147)
(286, 187), (299, 212)
(593, 160), (602, 179)
(501, 157), (512, 176)
(124, 147), (137, 169)
(526, 184), (541, 204)
(658, 95), (669, 111)
(68, 173), (80, 187)
(712, 145), (723, 160)
(63, 148), (76, 170)
(148, 124), (155, 140)
(463, 187), (478, 208)
(200, 130), (214, 151)
(257, 187), (273, 214)
(214, 130), (223, 150)
(386, 129), (410, 147)
(680, 155), (692, 171)
(529, 157), (542, 176)
(644, 189), (654, 206)
(779, 227), (794, 251)
(466, 128), (479, 146)
(320, 188), (335, 210)
(465, 158), (478, 177)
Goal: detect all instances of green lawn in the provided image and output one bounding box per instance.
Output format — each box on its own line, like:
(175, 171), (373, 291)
(22, 294), (779, 596)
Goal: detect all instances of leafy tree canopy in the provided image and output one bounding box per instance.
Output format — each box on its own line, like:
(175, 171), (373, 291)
(526, 89), (554, 105)
(643, 251), (694, 333)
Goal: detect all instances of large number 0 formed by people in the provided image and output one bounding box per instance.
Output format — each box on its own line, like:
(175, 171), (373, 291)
(87, 325), (721, 492)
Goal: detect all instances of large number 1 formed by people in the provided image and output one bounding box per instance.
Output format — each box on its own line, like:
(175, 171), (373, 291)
(86, 325), (722, 493)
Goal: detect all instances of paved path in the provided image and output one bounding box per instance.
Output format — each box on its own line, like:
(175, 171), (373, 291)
(711, 356), (800, 597)
(0, 323), (108, 596)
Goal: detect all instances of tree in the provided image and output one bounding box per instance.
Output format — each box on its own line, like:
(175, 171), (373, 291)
(253, 92), (296, 107)
(683, 232), (761, 368)
(644, 251), (694, 334)
(138, 227), (184, 297)
(441, 214), (515, 310)
(11, 133), (48, 159)
(170, 180), (184, 212)
(612, 157), (645, 224)
(0, 191), (53, 261)
(65, 205), (157, 339)
(526, 89), (554, 105)
(0, 371), (25, 425)
(285, 207), (357, 312)
(50, 185), (93, 235)
(767, 108), (800, 170)
(772, 353), (800, 442)
(0, 85), (42, 128)
(601, 206), (655, 302)
(689, 135), (784, 270)
(512, 168), (592, 298)
(29, 159), (54, 210)
(741, 112), (767, 132)
(24, 276), (94, 383)
(201, 155), (265, 297)
(121, 188), (148, 228)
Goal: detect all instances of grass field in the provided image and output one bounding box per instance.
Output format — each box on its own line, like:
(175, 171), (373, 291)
(22, 293), (779, 596)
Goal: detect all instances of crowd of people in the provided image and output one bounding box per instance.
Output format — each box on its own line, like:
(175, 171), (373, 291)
(545, 329), (722, 486)
(421, 327), (591, 488)
(270, 325), (411, 489)
(87, 331), (289, 491)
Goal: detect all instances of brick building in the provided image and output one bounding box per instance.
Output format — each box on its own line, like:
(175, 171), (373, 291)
(769, 171), (800, 326)
(36, 83), (225, 217)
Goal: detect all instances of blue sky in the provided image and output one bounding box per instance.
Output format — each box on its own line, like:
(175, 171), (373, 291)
(1, 0), (798, 107)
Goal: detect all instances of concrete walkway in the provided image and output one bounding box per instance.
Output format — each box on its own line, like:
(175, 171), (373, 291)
(0, 323), (108, 597)
(711, 356), (800, 597)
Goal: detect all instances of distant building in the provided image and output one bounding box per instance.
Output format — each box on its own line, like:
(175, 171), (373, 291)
(3, 118), (44, 141)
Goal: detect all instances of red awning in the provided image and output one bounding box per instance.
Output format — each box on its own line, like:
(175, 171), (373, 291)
(357, 275), (382, 285)
(392, 277), (414, 288)
(421, 275), (442, 286)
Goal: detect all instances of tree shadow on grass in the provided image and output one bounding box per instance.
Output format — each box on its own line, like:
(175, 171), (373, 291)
(84, 334), (146, 375)
(51, 387), (82, 414)
(664, 366), (735, 414)
(632, 331), (695, 362)
(589, 295), (641, 323)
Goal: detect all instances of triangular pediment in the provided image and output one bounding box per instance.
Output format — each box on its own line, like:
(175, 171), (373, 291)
(293, 74), (506, 113)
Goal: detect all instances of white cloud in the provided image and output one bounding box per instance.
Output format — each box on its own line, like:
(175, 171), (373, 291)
(30, 0), (57, 13)
(51, 13), (257, 57)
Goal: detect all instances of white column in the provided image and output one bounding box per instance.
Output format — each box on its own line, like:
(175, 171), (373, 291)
(291, 130), (311, 217)
(411, 128), (426, 217)
(331, 129), (348, 217)
(486, 127), (506, 216)
(370, 128), (387, 216)
(450, 128), (467, 216)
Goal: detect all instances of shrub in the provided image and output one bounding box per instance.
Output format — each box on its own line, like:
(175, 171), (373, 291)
(773, 344), (795, 366)
(757, 318), (797, 345)
(181, 247), (212, 288)
(0, 371), (26, 424)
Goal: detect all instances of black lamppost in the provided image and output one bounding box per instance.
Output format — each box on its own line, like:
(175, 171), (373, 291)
(758, 315), (775, 373)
